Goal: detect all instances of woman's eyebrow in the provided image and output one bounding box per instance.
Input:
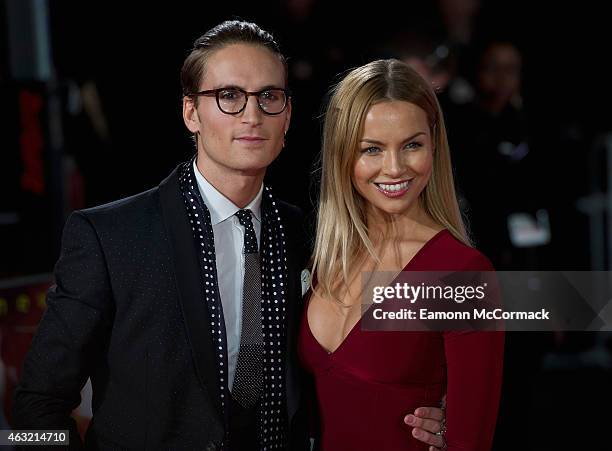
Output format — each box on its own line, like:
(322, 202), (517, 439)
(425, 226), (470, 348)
(360, 132), (426, 145)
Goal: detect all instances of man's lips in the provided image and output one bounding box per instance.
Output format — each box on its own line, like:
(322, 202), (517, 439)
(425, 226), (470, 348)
(235, 136), (267, 141)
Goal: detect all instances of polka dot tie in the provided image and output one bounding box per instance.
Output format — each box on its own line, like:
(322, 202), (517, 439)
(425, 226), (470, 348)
(232, 209), (264, 408)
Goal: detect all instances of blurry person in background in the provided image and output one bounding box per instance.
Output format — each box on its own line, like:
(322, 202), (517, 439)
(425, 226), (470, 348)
(382, 0), (485, 120)
(384, 29), (454, 96)
(446, 39), (557, 451)
(437, 0), (481, 49)
(474, 41), (523, 116)
(446, 39), (550, 270)
(434, 0), (483, 107)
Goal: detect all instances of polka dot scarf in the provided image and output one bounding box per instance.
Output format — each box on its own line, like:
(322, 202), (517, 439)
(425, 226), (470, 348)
(178, 160), (288, 450)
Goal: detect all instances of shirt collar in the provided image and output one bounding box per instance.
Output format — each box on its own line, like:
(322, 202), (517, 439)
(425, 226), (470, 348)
(192, 160), (263, 226)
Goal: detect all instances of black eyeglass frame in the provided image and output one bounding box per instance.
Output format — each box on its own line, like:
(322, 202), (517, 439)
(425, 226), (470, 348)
(186, 87), (291, 115)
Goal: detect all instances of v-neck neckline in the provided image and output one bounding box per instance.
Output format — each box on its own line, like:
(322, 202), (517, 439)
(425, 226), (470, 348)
(306, 229), (448, 356)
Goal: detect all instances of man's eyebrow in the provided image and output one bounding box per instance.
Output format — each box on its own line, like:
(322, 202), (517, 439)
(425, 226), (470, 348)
(210, 84), (285, 91)
(210, 84), (241, 90)
(258, 84), (285, 91)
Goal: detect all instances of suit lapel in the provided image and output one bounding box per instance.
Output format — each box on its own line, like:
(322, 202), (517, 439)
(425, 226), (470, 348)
(158, 166), (223, 422)
(285, 252), (301, 423)
(280, 205), (305, 424)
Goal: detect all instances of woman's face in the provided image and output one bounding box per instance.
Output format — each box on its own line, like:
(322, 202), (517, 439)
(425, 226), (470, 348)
(352, 100), (433, 218)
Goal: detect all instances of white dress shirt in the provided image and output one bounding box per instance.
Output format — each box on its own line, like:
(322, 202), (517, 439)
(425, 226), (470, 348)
(192, 160), (262, 391)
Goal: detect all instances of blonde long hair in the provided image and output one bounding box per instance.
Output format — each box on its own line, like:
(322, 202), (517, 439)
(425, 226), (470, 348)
(311, 59), (470, 301)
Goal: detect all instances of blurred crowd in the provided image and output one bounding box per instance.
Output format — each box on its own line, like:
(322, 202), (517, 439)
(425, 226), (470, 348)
(1, 0), (611, 449)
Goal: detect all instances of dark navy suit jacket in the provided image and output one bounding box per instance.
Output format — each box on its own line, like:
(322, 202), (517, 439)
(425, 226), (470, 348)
(13, 165), (311, 450)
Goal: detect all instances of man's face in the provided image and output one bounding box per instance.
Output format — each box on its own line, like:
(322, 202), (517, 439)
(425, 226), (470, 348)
(183, 44), (291, 178)
(478, 43), (521, 106)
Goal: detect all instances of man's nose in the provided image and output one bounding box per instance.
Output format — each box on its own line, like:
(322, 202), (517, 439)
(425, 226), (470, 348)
(240, 94), (264, 125)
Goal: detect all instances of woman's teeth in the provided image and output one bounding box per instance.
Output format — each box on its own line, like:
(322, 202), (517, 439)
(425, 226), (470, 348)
(376, 180), (411, 192)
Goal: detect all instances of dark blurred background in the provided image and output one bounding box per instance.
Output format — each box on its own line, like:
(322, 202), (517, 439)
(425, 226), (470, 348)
(1, 0), (611, 449)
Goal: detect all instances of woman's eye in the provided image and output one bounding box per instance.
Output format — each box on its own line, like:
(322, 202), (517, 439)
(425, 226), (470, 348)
(405, 142), (423, 150)
(361, 147), (381, 154)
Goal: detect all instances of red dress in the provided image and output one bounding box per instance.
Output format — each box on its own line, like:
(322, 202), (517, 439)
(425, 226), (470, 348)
(298, 230), (504, 451)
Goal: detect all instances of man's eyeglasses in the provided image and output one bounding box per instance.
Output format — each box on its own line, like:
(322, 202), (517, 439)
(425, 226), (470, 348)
(187, 87), (290, 115)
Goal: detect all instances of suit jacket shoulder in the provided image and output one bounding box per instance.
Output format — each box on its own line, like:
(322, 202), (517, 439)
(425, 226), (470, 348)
(79, 185), (161, 233)
(275, 199), (312, 271)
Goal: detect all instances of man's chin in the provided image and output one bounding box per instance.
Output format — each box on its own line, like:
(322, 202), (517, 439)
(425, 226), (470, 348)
(228, 161), (271, 177)
(230, 153), (280, 173)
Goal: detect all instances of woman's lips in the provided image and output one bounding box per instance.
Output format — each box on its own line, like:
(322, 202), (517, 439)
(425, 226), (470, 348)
(373, 179), (413, 198)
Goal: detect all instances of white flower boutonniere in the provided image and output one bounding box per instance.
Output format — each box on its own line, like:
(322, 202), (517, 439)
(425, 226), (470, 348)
(300, 268), (311, 297)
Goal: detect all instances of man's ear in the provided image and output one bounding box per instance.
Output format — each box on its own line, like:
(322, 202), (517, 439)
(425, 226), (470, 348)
(283, 98), (292, 135)
(183, 96), (200, 134)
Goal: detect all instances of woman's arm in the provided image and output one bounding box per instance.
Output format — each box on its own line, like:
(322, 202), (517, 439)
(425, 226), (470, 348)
(443, 329), (504, 450)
